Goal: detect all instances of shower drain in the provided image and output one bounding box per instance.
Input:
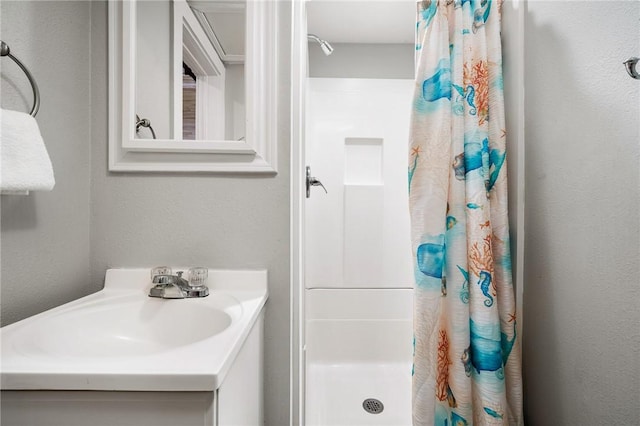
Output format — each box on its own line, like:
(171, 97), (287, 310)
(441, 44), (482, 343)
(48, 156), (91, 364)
(362, 398), (384, 414)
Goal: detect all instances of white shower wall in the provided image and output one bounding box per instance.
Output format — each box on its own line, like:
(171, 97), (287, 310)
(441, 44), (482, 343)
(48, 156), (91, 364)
(304, 78), (415, 426)
(304, 78), (414, 289)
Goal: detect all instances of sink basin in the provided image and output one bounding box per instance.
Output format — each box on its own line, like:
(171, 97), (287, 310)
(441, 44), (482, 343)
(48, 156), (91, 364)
(1, 268), (268, 391)
(11, 295), (237, 358)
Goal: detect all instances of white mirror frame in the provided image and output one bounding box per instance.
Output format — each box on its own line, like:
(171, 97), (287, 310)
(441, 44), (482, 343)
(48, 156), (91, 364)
(108, 0), (278, 173)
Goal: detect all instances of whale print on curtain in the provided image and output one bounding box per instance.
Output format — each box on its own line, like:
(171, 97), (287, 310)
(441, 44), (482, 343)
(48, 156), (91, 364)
(408, 0), (523, 425)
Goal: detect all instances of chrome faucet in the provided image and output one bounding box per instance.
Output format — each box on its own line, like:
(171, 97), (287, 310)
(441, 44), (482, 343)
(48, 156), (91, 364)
(149, 267), (209, 299)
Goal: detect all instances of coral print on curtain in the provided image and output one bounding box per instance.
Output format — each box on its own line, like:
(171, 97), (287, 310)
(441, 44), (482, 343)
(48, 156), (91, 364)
(408, 0), (523, 425)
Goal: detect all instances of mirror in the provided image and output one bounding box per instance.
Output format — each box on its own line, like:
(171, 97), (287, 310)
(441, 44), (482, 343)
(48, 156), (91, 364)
(134, 0), (244, 141)
(108, 0), (277, 173)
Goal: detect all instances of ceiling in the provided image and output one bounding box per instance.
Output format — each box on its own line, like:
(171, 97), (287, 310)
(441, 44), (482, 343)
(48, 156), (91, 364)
(188, 0), (246, 63)
(306, 0), (416, 45)
(187, 0), (416, 63)
(203, 10), (245, 56)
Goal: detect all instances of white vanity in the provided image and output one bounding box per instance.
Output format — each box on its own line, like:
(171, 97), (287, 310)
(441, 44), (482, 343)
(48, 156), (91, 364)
(0, 268), (268, 426)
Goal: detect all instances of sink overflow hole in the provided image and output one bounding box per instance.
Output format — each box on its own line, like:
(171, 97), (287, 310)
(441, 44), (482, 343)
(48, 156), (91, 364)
(362, 398), (384, 414)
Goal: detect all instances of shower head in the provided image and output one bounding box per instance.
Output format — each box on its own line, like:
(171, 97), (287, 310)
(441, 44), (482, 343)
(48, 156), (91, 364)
(307, 34), (334, 56)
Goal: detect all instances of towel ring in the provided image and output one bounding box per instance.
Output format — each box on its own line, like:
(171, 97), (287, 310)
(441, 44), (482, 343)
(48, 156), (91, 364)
(624, 57), (640, 80)
(135, 114), (157, 139)
(1, 40), (40, 117)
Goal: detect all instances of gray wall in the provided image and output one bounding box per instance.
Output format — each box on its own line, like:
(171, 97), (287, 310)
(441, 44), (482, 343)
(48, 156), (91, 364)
(4, 2), (640, 425)
(0, 1), (92, 325)
(89, 2), (291, 426)
(309, 42), (414, 79)
(523, 1), (640, 424)
(1, 2), (291, 425)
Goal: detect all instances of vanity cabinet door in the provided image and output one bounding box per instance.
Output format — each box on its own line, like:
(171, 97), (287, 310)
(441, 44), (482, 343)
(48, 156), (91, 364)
(0, 391), (216, 426)
(217, 313), (264, 426)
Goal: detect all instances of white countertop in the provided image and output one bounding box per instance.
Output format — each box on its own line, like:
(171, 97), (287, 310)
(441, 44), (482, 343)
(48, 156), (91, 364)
(1, 268), (268, 391)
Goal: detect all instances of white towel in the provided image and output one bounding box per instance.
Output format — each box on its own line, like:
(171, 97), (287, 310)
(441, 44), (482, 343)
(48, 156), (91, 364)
(1, 108), (55, 194)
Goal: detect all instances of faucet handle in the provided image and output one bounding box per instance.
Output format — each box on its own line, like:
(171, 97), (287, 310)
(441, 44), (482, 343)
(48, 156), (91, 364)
(188, 267), (209, 288)
(151, 266), (172, 279)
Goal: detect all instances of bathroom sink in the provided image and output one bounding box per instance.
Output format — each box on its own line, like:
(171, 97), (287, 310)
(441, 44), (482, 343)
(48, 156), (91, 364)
(0, 268), (268, 391)
(11, 295), (237, 358)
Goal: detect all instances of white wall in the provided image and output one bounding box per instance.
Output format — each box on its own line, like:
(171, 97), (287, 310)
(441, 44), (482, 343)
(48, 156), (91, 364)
(90, 2), (291, 425)
(0, 1), (92, 325)
(523, 1), (640, 424)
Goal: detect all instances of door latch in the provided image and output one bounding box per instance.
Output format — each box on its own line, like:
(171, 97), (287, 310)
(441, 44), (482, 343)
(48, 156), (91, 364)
(306, 166), (327, 198)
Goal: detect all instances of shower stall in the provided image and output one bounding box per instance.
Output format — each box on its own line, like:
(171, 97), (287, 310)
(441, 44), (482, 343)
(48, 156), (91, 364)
(291, 2), (525, 425)
(304, 77), (415, 425)
(299, 4), (417, 419)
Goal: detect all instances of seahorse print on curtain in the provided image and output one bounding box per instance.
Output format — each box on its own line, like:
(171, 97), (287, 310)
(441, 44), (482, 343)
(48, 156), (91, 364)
(409, 0), (523, 424)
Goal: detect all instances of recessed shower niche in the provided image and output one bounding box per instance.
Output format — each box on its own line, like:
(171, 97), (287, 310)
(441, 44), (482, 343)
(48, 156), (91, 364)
(344, 137), (383, 185)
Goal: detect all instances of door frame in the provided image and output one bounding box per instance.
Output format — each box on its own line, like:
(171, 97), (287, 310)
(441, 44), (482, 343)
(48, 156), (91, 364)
(288, 2), (526, 425)
(289, 0), (307, 424)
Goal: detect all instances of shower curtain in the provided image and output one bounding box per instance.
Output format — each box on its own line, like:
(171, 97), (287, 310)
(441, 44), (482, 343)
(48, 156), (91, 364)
(408, 0), (522, 425)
